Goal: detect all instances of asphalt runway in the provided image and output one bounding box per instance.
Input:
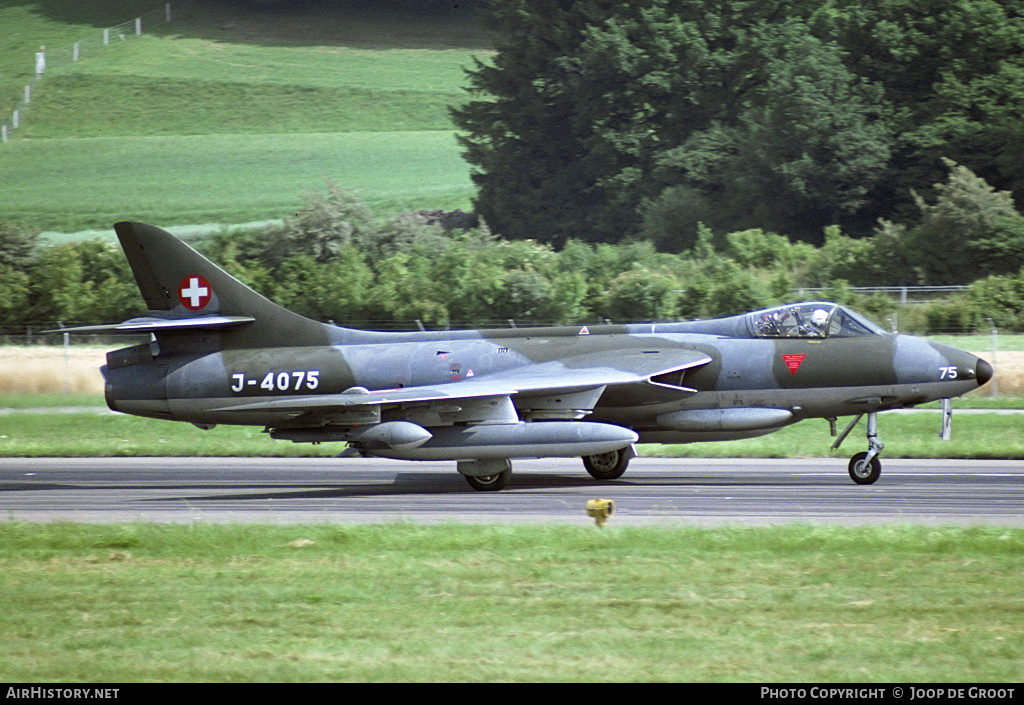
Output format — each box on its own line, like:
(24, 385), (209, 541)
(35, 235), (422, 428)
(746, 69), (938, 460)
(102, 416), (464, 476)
(1, 456), (1022, 526)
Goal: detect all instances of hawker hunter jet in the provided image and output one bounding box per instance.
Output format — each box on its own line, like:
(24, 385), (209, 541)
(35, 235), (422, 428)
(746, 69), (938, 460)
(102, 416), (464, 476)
(65, 222), (994, 490)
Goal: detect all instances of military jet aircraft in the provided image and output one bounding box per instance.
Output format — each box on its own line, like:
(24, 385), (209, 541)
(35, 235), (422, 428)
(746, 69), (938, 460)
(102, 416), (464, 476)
(65, 222), (994, 491)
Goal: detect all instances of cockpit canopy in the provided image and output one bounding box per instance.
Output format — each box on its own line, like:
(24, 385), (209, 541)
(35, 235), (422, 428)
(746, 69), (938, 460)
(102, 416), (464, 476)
(747, 303), (886, 338)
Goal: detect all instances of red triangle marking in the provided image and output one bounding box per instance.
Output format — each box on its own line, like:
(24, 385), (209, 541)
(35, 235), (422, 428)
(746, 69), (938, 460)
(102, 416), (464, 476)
(782, 354), (807, 375)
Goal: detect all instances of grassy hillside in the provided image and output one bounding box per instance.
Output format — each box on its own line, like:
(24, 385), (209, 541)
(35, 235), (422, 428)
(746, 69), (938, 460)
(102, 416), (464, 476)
(5, 131), (472, 228)
(0, 0), (489, 230)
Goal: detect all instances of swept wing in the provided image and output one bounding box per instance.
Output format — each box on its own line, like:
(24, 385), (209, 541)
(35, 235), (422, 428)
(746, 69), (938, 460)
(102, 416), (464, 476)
(216, 348), (712, 420)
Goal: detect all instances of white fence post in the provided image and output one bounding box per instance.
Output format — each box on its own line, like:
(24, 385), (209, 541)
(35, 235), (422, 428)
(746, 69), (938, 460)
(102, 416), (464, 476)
(63, 330), (71, 393)
(990, 320), (999, 397)
(2, 5), (173, 148)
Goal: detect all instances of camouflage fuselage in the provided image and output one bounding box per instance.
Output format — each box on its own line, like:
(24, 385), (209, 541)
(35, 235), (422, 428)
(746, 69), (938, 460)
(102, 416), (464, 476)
(105, 318), (986, 445)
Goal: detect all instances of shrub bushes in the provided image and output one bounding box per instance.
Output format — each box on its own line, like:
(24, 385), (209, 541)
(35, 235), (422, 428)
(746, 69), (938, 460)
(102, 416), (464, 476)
(6, 181), (1024, 333)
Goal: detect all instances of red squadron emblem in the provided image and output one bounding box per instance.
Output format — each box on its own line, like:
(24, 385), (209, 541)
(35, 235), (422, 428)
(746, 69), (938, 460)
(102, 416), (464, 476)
(782, 354), (807, 376)
(178, 274), (212, 311)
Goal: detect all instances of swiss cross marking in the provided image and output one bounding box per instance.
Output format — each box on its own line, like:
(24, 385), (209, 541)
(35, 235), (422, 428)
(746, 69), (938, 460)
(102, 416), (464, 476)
(178, 274), (212, 311)
(782, 354), (807, 376)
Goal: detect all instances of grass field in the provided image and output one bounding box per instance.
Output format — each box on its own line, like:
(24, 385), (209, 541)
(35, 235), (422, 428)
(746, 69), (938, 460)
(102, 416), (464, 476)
(3, 401), (1023, 460)
(4, 131), (473, 229)
(1, 522), (1022, 682)
(1, 1), (488, 231)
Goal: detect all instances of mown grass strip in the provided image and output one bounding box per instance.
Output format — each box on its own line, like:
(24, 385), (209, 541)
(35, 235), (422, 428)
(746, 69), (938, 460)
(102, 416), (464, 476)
(1, 131), (474, 230)
(49, 36), (485, 93)
(1, 522), (1021, 682)
(20, 74), (462, 137)
(0, 406), (1021, 459)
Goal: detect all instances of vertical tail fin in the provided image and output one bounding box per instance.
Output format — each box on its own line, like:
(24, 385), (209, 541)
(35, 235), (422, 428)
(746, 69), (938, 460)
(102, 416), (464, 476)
(114, 222), (333, 348)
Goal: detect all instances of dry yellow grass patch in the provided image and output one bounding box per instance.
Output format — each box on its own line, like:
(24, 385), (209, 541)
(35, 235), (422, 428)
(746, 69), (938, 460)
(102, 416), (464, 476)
(969, 349), (1024, 397)
(0, 346), (106, 395)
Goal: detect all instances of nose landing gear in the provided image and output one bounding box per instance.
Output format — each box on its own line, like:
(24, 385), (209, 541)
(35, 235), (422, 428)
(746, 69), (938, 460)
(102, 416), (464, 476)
(832, 412), (884, 485)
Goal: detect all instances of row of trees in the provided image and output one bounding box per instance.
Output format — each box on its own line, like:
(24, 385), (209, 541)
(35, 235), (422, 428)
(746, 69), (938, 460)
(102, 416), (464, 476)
(4, 174), (1024, 335)
(453, 0), (1024, 249)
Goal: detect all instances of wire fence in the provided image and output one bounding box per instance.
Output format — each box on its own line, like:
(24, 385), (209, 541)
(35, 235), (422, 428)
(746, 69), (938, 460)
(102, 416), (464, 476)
(1, 4), (173, 144)
(795, 286), (970, 305)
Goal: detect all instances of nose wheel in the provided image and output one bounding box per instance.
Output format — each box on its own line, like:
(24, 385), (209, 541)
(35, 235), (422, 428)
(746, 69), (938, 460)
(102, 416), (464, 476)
(832, 412), (884, 485)
(848, 451), (881, 484)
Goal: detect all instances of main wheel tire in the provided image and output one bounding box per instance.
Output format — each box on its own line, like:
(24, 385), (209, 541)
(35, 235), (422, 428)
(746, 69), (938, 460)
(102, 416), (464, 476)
(848, 452), (881, 485)
(465, 468), (511, 491)
(583, 448), (630, 480)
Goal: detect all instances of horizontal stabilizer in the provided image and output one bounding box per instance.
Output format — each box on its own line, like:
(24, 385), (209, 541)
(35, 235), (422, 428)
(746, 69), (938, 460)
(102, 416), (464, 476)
(54, 315), (255, 335)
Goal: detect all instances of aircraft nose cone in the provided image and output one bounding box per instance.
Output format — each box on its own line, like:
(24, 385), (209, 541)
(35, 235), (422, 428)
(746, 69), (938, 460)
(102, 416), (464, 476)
(976, 358), (994, 387)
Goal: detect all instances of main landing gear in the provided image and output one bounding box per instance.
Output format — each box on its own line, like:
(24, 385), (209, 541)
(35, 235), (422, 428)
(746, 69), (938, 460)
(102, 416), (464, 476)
(582, 445), (636, 481)
(465, 468), (511, 492)
(458, 445), (638, 491)
(832, 412), (884, 485)
(459, 459), (512, 491)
